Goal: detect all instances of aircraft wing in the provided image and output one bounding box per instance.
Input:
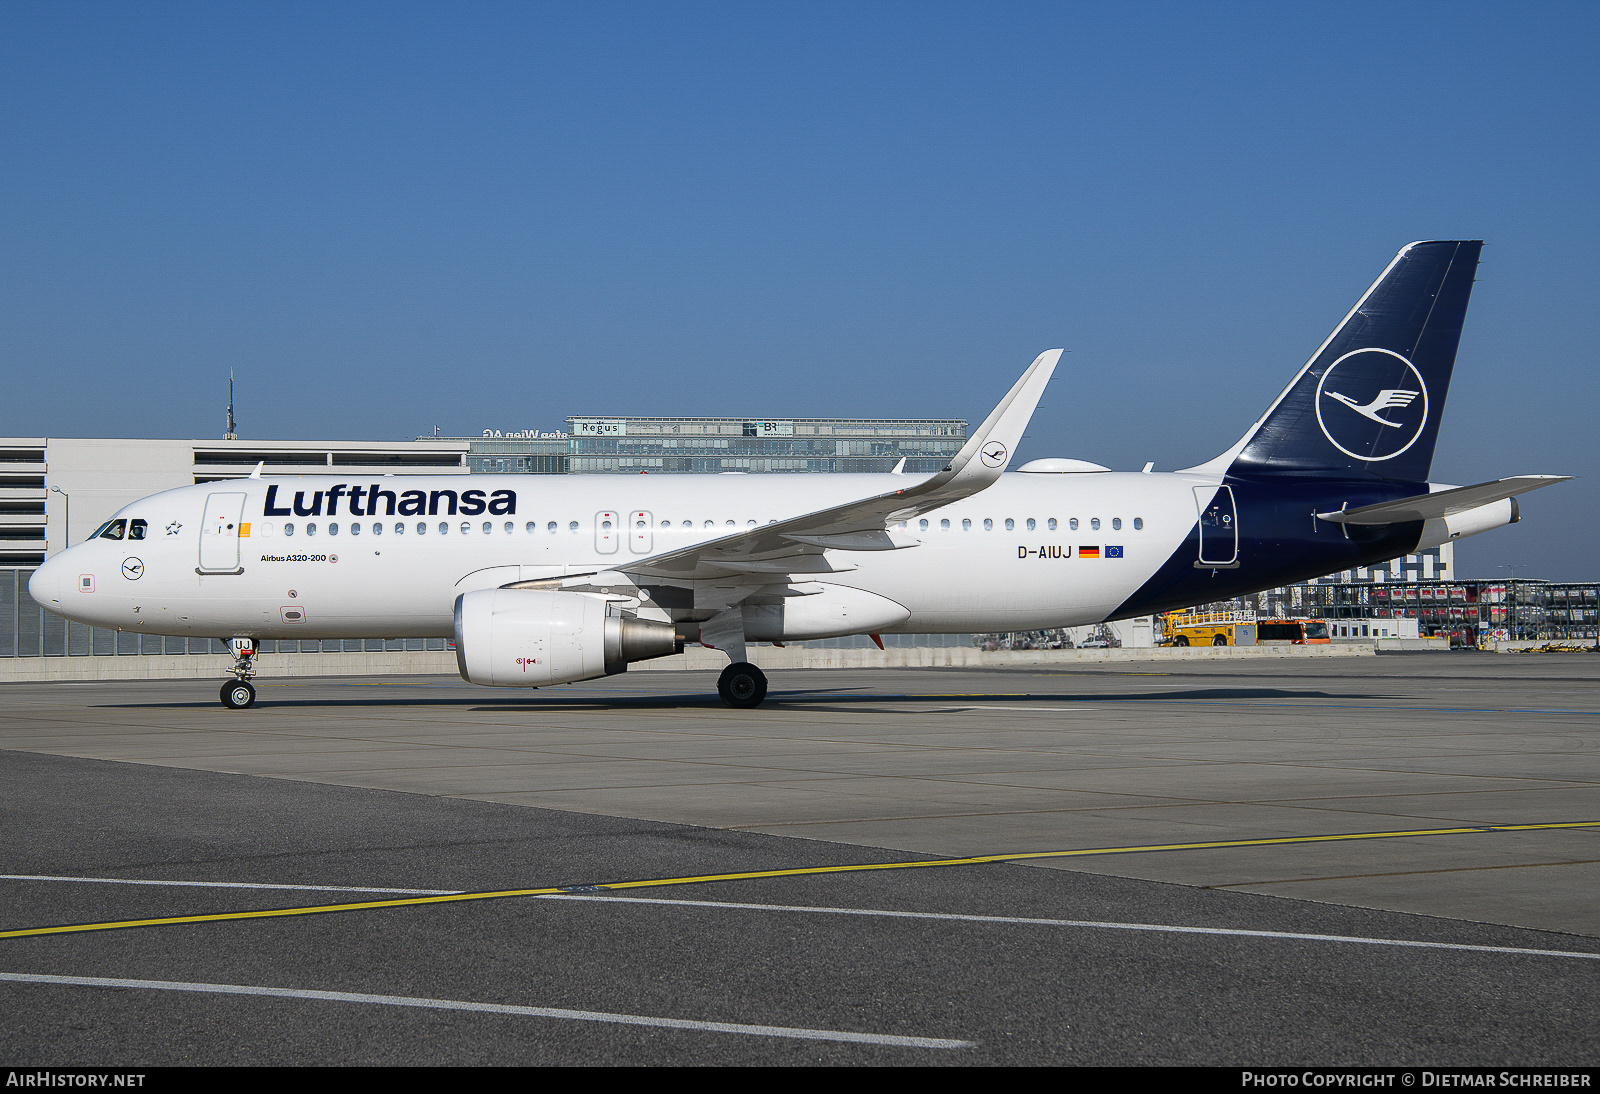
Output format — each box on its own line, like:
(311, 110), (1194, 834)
(607, 349), (1062, 584)
(1315, 475), (1570, 525)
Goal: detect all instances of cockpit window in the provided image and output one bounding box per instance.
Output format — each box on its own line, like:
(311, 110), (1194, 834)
(98, 519), (127, 541)
(128, 519), (147, 541)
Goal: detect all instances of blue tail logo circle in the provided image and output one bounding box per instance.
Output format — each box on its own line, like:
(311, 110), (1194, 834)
(1314, 348), (1429, 462)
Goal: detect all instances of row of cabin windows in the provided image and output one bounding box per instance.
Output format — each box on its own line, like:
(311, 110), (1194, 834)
(262, 516), (1149, 538)
(97, 514), (1151, 540)
(908, 517), (1143, 532)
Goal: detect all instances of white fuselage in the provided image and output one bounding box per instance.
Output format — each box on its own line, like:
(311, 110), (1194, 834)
(30, 470), (1217, 639)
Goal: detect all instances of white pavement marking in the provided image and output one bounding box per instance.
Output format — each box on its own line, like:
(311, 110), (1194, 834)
(945, 706), (1098, 713)
(536, 895), (1600, 962)
(0, 874), (463, 895)
(0, 972), (973, 1049)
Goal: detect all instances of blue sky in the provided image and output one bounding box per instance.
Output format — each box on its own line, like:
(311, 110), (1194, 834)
(3, 1), (1596, 576)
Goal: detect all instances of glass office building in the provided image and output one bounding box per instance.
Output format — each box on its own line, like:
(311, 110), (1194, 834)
(564, 417), (967, 475)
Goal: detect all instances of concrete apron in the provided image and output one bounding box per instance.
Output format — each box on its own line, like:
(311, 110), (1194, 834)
(0, 641), (1375, 683)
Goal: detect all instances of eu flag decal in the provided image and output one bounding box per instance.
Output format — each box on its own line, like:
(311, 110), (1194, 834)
(1106, 545), (1124, 558)
(1079, 546), (1100, 559)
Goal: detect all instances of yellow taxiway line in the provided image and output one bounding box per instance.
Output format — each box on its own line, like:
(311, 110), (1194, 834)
(4, 821), (1596, 941)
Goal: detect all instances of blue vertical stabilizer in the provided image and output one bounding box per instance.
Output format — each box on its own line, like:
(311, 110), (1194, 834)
(1226, 240), (1482, 482)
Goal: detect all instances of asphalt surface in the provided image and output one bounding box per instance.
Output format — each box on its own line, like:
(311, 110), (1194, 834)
(3, 655), (1599, 1065)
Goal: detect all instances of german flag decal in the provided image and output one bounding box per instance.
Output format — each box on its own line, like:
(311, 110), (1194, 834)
(1078, 546), (1100, 559)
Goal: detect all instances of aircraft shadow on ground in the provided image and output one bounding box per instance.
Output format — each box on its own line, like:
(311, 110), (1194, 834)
(107, 686), (1371, 712)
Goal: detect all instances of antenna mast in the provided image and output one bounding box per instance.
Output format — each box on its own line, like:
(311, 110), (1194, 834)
(225, 371), (237, 440)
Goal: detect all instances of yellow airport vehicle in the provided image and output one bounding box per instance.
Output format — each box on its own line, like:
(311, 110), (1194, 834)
(1159, 611), (1331, 647)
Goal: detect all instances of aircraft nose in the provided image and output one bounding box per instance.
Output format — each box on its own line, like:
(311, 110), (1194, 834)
(28, 552), (69, 609)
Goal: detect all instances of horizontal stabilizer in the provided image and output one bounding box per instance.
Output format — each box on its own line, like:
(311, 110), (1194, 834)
(1316, 476), (1570, 525)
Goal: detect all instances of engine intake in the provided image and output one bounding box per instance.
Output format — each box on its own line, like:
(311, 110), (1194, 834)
(454, 589), (679, 687)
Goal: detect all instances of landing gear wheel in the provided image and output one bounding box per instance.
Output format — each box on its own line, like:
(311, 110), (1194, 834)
(1212, 635), (1228, 646)
(221, 680), (256, 710)
(717, 662), (768, 709)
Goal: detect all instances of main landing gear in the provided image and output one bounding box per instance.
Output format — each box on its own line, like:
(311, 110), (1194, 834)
(220, 636), (258, 710)
(717, 662), (768, 709)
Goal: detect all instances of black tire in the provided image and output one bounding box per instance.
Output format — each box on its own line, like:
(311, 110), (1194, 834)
(221, 680), (256, 710)
(1212, 634), (1228, 646)
(1174, 636), (1189, 647)
(717, 662), (768, 708)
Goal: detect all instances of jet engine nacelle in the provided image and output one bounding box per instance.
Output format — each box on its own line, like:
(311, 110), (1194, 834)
(1416, 497), (1519, 551)
(454, 589), (680, 687)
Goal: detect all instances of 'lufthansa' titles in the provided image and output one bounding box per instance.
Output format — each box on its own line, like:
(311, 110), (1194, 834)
(263, 484), (516, 518)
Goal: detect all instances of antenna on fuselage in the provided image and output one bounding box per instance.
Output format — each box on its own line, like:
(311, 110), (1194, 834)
(224, 371), (238, 440)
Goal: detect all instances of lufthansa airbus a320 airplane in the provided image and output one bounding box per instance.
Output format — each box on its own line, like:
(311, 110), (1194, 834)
(30, 241), (1567, 709)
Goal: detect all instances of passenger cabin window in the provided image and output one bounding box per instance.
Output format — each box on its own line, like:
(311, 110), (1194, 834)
(1004, 518), (1014, 531)
(284, 523), (295, 536)
(1047, 518), (1057, 531)
(1112, 518), (1121, 530)
(1069, 518), (1079, 531)
(983, 519), (993, 531)
(328, 523), (339, 536)
(306, 523), (317, 536)
(1090, 518), (1100, 531)
(1025, 518), (1035, 531)
(1133, 517), (1144, 530)
(98, 520), (126, 541)
(351, 523), (361, 536)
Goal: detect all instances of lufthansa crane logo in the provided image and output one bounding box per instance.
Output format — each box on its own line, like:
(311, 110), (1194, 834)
(980, 441), (1009, 468)
(1314, 348), (1429, 462)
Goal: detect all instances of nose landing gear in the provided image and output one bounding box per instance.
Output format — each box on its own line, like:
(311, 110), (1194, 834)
(220, 636), (258, 710)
